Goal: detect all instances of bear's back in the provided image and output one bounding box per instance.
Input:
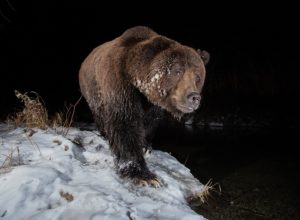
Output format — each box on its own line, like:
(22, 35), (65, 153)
(120, 26), (158, 47)
(80, 26), (156, 74)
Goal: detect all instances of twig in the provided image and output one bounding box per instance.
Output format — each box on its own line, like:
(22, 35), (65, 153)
(25, 134), (41, 155)
(1, 153), (12, 168)
(17, 146), (20, 165)
(6, 0), (16, 12)
(0, 147), (14, 168)
(1, 210), (7, 217)
(184, 154), (190, 165)
(63, 96), (82, 136)
(0, 9), (11, 23)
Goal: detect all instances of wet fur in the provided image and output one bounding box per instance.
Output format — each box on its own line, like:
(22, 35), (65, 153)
(79, 26), (207, 183)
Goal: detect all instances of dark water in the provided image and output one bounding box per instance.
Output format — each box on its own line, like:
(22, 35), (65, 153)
(153, 123), (300, 220)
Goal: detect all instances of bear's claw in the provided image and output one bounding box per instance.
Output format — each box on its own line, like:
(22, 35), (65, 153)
(135, 177), (161, 188)
(142, 146), (152, 158)
(118, 160), (160, 187)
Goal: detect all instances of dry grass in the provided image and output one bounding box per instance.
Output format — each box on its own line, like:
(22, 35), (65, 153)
(51, 96), (82, 136)
(188, 179), (221, 204)
(7, 90), (82, 136)
(1, 146), (21, 169)
(1, 151), (14, 169)
(7, 90), (48, 129)
(25, 133), (41, 155)
(1, 92), (82, 173)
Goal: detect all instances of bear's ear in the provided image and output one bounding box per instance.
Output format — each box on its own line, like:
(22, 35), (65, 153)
(197, 49), (210, 65)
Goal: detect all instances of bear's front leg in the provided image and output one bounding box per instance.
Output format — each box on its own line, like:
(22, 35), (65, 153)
(103, 106), (160, 187)
(117, 157), (160, 187)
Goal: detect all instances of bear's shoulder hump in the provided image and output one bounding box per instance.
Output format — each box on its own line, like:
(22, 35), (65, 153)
(120, 26), (157, 47)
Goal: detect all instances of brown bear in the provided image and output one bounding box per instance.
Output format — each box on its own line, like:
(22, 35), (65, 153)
(79, 26), (209, 187)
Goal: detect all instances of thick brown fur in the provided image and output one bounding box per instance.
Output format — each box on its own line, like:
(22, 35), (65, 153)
(79, 26), (209, 185)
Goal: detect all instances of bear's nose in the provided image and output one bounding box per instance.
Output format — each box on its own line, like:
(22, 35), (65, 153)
(187, 92), (201, 106)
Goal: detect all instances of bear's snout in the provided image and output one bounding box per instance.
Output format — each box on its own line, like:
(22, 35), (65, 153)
(187, 92), (201, 110)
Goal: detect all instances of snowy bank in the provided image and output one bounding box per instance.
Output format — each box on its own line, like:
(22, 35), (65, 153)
(0, 123), (206, 220)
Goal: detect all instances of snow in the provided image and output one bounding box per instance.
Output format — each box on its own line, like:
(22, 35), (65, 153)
(0, 123), (206, 220)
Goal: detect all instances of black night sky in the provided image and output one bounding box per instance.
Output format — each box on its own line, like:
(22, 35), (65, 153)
(1, 1), (300, 218)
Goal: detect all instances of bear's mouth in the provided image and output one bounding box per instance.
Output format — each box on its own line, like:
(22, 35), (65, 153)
(176, 104), (199, 113)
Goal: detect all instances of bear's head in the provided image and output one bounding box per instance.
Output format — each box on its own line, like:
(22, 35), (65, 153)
(131, 38), (209, 118)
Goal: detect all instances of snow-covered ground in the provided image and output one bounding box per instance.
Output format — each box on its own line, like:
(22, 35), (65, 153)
(0, 123), (206, 220)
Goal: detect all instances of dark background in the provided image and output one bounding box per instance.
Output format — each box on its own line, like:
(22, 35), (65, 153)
(0, 1), (298, 130)
(1, 1), (300, 218)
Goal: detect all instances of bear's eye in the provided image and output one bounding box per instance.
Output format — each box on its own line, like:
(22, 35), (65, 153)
(170, 63), (182, 75)
(174, 70), (181, 75)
